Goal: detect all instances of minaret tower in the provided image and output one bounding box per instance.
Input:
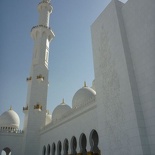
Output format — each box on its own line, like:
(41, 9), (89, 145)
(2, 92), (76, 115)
(22, 0), (54, 154)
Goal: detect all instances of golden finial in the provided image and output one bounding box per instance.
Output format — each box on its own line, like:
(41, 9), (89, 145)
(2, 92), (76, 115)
(10, 106), (12, 110)
(61, 98), (66, 105)
(84, 81), (87, 87)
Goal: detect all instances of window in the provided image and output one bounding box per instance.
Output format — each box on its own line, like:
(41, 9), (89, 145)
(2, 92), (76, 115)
(45, 49), (49, 67)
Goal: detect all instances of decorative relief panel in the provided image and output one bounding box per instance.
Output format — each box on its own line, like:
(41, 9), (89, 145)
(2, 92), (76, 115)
(97, 25), (130, 153)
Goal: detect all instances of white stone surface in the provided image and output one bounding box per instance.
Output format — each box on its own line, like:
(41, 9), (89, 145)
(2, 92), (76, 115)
(91, 0), (152, 154)
(0, 109), (20, 129)
(72, 86), (96, 108)
(122, 0), (155, 154)
(0, 132), (23, 155)
(1, 0), (155, 155)
(52, 102), (71, 121)
(39, 103), (98, 155)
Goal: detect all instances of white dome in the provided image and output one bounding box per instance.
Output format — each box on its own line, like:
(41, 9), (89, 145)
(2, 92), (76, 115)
(52, 100), (71, 121)
(0, 108), (20, 129)
(45, 112), (52, 125)
(72, 86), (96, 108)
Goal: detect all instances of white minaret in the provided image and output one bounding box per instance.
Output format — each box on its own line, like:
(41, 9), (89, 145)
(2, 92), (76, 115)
(22, 0), (54, 154)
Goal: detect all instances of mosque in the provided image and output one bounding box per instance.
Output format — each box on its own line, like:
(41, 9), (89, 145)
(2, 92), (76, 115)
(0, 0), (155, 155)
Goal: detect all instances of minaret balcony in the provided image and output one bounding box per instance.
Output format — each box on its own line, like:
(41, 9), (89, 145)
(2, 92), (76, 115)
(31, 25), (50, 31)
(23, 106), (28, 114)
(31, 25), (55, 41)
(26, 76), (32, 81)
(34, 104), (42, 111)
(37, 74), (44, 82)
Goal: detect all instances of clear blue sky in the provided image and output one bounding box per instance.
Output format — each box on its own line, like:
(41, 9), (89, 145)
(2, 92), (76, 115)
(0, 0), (127, 129)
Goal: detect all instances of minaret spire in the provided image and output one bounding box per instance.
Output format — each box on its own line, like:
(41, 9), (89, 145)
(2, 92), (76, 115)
(31, 0), (54, 67)
(22, 0), (54, 154)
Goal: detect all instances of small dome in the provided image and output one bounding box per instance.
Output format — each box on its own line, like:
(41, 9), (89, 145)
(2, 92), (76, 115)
(45, 112), (52, 125)
(0, 108), (20, 129)
(72, 86), (96, 108)
(52, 99), (71, 121)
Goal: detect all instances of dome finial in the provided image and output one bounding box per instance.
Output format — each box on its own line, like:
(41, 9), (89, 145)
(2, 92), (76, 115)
(84, 81), (87, 87)
(61, 98), (66, 105)
(10, 106), (12, 110)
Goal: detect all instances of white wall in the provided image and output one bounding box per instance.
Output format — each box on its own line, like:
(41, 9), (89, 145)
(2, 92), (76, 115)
(91, 0), (148, 154)
(39, 103), (98, 155)
(0, 133), (23, 155)
(122, 0), (155, 154)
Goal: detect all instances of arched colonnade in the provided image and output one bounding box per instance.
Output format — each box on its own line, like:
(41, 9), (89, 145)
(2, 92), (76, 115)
(42, 130), (100, 155)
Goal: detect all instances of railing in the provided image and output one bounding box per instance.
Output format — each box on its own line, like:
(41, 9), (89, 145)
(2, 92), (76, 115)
(34, 104), (42, 110)
(31, 25), (51, 31)
(0, 128), (24, 134)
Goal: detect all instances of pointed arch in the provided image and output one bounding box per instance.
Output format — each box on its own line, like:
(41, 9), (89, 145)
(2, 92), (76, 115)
(70, 136), (77, 155)
(47, 144), (51, 155)
(57, 141), (62, 155)
(63, 139), (69, 155)
(79, 133), (87, 155)
(1, 147), (11, 155)
(42, 145), (46, 155)
(89, 130), (100, 155)
(52, 143), (56, 155)
(42, 31), (47, 38)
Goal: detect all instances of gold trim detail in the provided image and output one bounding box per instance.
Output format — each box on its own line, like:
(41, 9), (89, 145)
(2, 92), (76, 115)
(23, 105), (28, 111)
(36, 74), (44, 80)
(87, 152), (93, 155)
(34, 104), (42, 110)
(26, 76), (32, 81)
